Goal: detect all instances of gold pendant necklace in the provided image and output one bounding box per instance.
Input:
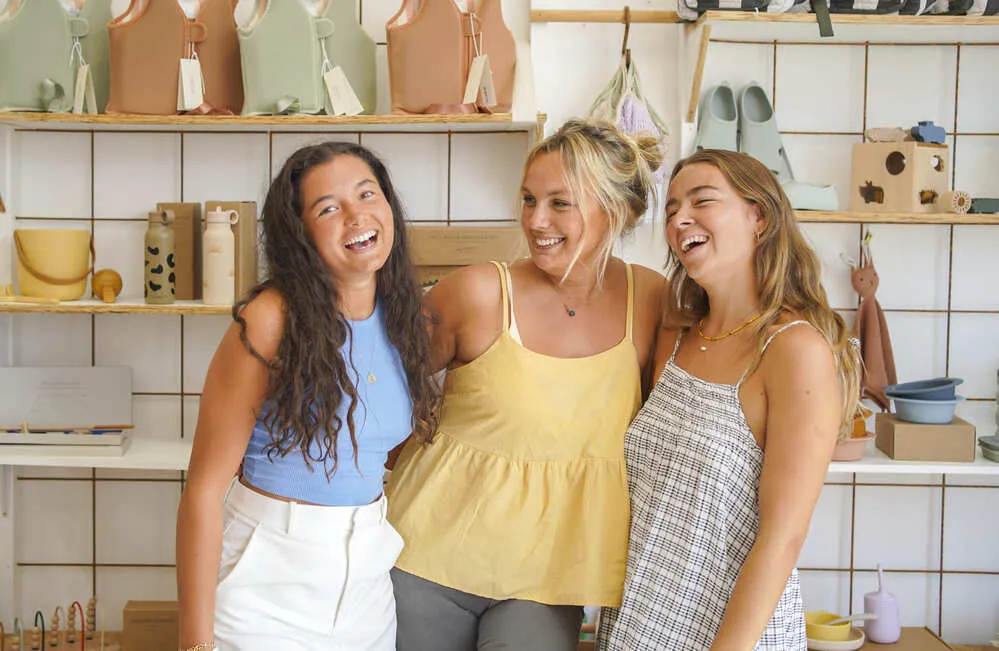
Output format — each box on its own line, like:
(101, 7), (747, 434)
(696, 312), (761, 352)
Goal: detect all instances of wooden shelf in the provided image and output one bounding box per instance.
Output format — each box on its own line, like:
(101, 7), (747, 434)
(0, 111), (540, 133)
(0, 437), (191, 470)
(695, 10), (999, 44)
(795, 210), (999, 224)
(829, 443), (999, 476)
(0, 299), (231, 315)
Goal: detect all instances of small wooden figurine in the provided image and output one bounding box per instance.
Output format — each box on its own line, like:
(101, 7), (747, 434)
(91, 269), (123, 304)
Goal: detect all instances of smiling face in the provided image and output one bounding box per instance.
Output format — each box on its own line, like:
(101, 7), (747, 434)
(520, 151), (609, 279)
(299, 154), (395, 284)
(665, 162), (763, 285)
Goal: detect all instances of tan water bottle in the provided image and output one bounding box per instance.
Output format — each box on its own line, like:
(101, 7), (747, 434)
(144, 209), (175, 304)
(202, 208), (239, 305)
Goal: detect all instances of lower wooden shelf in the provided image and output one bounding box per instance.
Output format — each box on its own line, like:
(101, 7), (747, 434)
(0, 438), (192, 470)
(0, 299), (231, 315)
(795, 210), (999, 225)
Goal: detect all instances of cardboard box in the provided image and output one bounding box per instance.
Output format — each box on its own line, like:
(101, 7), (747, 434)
(206, 201), (258, 301)
(407, 226), (527, 287)
(875, 413), (976, 462)
(859, 627), (953, 650)
(850, 141), (950, 214)
(157, 202), (202, 300)
(122, 600), (178, 651)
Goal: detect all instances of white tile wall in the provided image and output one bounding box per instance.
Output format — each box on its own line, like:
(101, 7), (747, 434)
(94, 133), (181, 220)
(866, 45), (958, 133)
(853, 486), (942, 571)
(941, 574), (999, 644)
(2, 3), (999, 643)
(775, 45), (865, 134)
(956, 46), (999, 134)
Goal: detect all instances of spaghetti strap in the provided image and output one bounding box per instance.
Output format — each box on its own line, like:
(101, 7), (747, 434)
(668, 329), (684, 364)
(489, 261), (509, 332)
(736, 320), (813, 388)
(625, 264), (635, 342)
(502, 263), (523, 344)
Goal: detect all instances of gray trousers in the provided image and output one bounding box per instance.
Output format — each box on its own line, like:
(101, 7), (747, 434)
(392, 568), (584, 651)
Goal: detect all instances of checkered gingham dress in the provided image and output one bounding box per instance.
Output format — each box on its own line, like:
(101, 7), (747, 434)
(598, 323), (808, 651)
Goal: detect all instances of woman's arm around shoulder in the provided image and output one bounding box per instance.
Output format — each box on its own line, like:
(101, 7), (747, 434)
(423, 262), (505, 372)
(711, 322), (840, 650)
(629, 263), (668, 397)
(176, 289), (285, 648)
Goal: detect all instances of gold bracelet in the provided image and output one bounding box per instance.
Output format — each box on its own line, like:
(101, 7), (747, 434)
(180, 642), (216, 651)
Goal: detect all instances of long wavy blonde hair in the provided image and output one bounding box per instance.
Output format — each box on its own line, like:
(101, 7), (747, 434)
(664, 149), (862, 438)
(522, 117), (664, 283)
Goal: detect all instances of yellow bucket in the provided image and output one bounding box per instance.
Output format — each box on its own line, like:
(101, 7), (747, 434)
(14, 229), (94, 300)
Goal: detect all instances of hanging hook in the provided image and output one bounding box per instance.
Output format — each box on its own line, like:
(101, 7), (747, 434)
(622, 6), (632, 67)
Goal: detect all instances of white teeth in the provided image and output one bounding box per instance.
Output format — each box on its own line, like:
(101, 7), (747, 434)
(344, 230), (376, 247)
(681, 234), (708, 253)
(536, 237), (564, 248)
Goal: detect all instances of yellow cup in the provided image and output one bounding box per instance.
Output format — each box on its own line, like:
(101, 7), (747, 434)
(805, 611), (852, 642)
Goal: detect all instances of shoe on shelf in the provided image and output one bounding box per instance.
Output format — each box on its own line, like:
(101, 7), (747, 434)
(693, 82), (737, 153)
(737, 81), (839, 211)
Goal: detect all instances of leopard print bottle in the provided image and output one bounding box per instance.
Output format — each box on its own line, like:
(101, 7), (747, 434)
(144, 209), (175, 304)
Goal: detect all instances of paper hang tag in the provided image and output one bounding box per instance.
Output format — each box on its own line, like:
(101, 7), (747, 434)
(72, 63), (97, 114)
(323, 66), (364, 116)
(462, 54), (497, 107)
(177, 58), (204, 111)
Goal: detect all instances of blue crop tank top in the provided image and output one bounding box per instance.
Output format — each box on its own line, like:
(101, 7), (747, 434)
(241, 301), (413, 506)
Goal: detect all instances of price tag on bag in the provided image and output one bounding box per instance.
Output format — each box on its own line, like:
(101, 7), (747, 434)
(462, 54), (497, 107)
(72, 63), (97, 114)
(177, 58), (204, 111)
(323, 66), (364, 116)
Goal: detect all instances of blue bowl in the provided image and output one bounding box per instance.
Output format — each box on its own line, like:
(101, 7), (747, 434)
(891, 395), (965, 424)
(884, 377), (964, 401)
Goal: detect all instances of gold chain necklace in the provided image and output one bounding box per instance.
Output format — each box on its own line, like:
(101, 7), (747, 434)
(696, 312), (761, 352)
(540, 269), (593, 318)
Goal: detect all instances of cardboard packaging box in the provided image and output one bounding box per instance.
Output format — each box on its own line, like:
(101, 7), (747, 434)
(156, 202), (202, 300)
(122, 600), (178, 651)
(206, 201), (258, 302)
(407, 226), (528, 287)
(850, 141), (949, 214)
(875, 413), (976, 462)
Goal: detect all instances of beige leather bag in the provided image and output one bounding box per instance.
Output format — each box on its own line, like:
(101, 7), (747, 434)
(106, 0), (243, 115)
(386, 0), (515, 115)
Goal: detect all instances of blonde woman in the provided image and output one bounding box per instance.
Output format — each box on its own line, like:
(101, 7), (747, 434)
(598, 149), (862, 651)
(386, 118), (665, 651)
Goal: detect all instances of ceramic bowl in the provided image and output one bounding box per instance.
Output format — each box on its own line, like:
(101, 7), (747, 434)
(807, 628), (866, 651)
(883, 377), (963, 401)
(805, 611), (852, 642)
(832, 435), (874, 462)
(890, 395), (965, 425)
(978, 435), (999, 451)
(980, 445), (999, 463)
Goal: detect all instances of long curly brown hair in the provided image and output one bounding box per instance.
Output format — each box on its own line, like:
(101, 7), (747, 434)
(234, 141), (439, 476)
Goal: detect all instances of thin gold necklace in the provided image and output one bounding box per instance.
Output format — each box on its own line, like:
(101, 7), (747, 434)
(541, 270), (593, 318)
(696, 312), (761, 352)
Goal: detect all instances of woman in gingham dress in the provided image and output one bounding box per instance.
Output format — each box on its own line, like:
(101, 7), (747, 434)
(599, 150), (862, 651)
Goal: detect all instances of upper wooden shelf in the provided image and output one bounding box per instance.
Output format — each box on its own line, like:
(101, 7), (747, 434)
(0, 299), (230, 315)
(795, 210), (999, 224)
(695, 10), (999, 44)
(0, 112), (540, 133)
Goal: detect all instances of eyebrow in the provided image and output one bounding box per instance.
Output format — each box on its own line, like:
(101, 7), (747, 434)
(665, 184), (720, 208)
(308, 178), (377, 211)
(520, 187), (569, 197)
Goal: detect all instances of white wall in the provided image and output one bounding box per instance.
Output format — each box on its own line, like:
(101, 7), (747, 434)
(1, 0), (998, 643)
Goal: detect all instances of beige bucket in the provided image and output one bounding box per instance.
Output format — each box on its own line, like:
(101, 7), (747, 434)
(14, 229), (94, 300)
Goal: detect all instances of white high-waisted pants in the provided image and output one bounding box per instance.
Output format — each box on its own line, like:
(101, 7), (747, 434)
(213, 480), (403, 650)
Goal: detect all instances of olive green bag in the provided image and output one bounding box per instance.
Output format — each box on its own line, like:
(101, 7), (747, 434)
(238, 0), (375, 116)
(0, 0), (111, 113)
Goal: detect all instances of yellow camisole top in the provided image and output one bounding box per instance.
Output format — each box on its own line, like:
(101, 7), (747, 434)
(386, 261), (641, 607)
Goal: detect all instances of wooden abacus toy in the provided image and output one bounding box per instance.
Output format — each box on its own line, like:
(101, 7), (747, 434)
(67, 600), (86, 646)
(9, 617), (21, 651)
(48, 608), (61, 648)
(29, 611), (43, 651)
